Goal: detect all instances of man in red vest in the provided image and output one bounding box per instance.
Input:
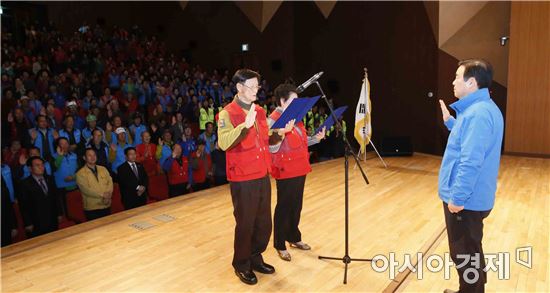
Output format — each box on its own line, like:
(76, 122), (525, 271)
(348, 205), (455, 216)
(217, 69), (289, 285)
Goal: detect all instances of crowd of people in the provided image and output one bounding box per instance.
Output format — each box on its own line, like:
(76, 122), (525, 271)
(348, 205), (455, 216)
(1, 22), (348, 246)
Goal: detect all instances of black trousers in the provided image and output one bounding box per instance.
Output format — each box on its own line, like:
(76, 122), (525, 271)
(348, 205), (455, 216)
(122, 194), (147, 210)
(168, 183), (189, 198)
(443, 202), (491, 293)
(273, 175), (306, 250)
(85, 208), (111, 221)
(230, 175), (272, 272)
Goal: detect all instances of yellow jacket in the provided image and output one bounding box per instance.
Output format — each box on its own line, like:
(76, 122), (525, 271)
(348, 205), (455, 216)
(76, 165), (114, 211)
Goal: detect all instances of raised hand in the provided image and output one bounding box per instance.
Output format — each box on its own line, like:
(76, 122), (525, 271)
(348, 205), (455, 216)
(245, 105), (257, 128)
(278, 119), (295, 136)
(315, 126), (326, 141)
(439, 99), (451, 122)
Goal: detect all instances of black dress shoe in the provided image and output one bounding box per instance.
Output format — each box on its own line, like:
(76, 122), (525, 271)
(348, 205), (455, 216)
(234, 270), (257, 285)
(252, 262), (275, 274)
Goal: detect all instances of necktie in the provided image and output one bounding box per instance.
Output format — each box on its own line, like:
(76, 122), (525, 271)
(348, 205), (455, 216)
(131, 163), (139, 178)
(38, 178), (48, 194)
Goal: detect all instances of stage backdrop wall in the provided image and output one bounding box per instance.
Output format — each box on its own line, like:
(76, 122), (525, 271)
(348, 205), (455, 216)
(42, 1), (514, 156)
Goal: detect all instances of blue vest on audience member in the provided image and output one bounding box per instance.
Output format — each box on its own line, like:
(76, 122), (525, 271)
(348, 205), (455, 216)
(59, 128), (82, 145)
(199, 133), (217, 154)
(30, 128), (56, 159)
(81, 127), (105, 144)
(22, 162), (52, 179)
(158, 144), (172, 169)
(111, 144), (132, 173)
(1, 165), (15, 202)
(53, 152), (78, 189)
(179, 139), (197, 157)
(129, 124), (147, 146)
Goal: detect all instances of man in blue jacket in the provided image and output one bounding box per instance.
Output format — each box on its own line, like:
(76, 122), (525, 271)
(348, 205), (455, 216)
(438, 59), (504, 293)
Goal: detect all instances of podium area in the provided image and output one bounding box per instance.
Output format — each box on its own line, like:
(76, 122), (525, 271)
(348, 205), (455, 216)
(2, 154), (548, 292)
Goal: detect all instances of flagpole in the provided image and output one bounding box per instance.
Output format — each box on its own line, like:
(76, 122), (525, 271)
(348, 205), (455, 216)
(354, 68), (369, 169)
(362, 68), (368, 162)
(354, 68), (388, 169)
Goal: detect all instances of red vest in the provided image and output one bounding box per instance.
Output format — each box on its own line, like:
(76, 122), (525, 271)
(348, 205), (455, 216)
(269, 111), (312, 179)
(225, 101), (271, 182)
(191, 152), (212, 183)
(167, 157), (189, 185)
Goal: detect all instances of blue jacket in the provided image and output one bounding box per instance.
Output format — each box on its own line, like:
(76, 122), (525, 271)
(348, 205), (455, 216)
(438, 88), (504, 211)
(129, 124), (147, 146)
(179, 139), (197, 157)
(111, 144), (132, 173)
(158, 144), (172, 169)
(53, 152), (78, 189)
(30, 128), (56, 159)
(1, 165), (15, 202)
(199, 133), (217, 154)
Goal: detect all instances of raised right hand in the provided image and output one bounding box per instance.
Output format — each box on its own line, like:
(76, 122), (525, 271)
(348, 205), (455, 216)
(245, 105), (257, 128)
(439, 99), (451, 122)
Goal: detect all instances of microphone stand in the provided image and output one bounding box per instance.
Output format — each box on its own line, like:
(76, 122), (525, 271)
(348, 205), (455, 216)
(314, 80), (372, 285)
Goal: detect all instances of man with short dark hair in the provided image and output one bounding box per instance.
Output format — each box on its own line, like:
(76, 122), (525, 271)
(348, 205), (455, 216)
(29, 115), (57, 160)
(18, 156), (61, 238)
(438, 59), (504, 293)
(117, 147), (148, 210)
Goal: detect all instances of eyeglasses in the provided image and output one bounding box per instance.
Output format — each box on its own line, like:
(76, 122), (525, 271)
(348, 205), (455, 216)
(240, 83), (261, 91)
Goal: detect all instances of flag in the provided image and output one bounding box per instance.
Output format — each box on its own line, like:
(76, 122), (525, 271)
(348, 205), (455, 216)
(354, 75), (372, 154)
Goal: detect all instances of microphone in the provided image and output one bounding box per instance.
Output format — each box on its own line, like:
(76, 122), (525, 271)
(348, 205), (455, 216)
(296, 71), (324, 94)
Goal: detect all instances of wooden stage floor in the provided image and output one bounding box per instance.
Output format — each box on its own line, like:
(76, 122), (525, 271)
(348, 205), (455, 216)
(2, 154), (548, 292)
